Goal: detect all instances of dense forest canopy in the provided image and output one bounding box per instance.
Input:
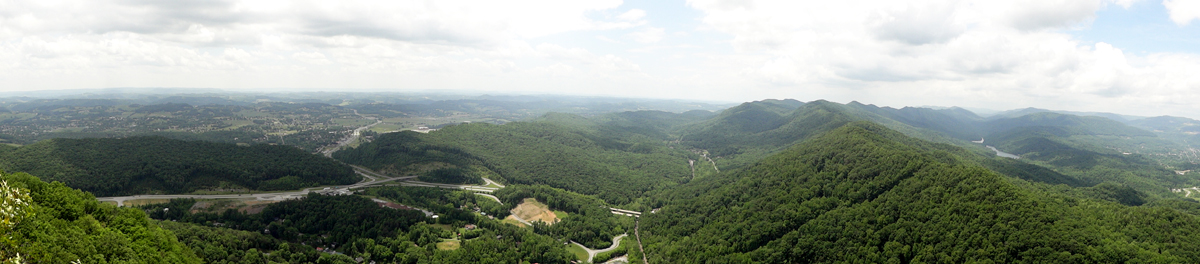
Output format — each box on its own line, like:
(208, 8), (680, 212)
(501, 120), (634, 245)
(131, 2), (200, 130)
(640, 122), (1200, 263)
(336, 118), (698, 206)
(0, 136), (358, 196)
(6, 93), (1200, 263)
(143, 188), (581, 263)
(1, 171), (201, 263)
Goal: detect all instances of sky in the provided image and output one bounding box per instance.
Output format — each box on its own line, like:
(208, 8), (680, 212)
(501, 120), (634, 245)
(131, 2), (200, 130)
(2, 0), (1199, 118)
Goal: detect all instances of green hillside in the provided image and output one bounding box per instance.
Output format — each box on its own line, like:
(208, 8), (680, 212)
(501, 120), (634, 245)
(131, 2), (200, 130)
(0, 136), (358, 196)
(1, 171), (201, 263)
(640, 122), (1200, 263)
(986, 112), (1155, 137)
(335, 119), (695, 206)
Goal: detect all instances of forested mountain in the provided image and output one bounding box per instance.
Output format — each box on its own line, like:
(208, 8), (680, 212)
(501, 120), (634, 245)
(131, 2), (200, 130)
(335, 119), (696, 206)
(1128, 116), (1200, 133)
(844, 102), (985, 140)
(1, 171), (201, 263)
(0, 136), (357, 196)
(984, 112), (1155, 137)
(639, 122), (1200, 263)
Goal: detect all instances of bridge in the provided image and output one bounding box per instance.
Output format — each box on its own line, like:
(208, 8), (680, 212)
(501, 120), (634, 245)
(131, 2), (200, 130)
(609, 207), (642, 217)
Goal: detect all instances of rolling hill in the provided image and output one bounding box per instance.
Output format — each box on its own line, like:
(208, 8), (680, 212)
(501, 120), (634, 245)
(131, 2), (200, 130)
(0, 136), (358, 196)
(640, 121), (1200, 263)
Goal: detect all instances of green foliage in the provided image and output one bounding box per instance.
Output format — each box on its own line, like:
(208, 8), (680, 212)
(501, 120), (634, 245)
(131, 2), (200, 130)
(1, 171), (201, 263)
(593, 236), (631, 263)
(155, 220), (325, 264)
(147, 189), (578, 263)
(149, 194), (428, 248)
(641, 122), (1200, 263)
(336, 120), (694, 205)
(419, 167), (484, 185)
(495, 185), (628, 249)
(0, 136), (358, 196)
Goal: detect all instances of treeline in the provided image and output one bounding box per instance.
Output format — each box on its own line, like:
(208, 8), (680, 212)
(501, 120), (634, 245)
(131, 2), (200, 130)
(156, 220), (326, 264)
(0, 136), (358, 196)
(145, 190), (579, 263)
(640, 122), (1200, 263)
(1, 171), (201, 263)
(145, 194), (427, 248)
(496, 184), (630, 249)
(336, 120), (694, 205)
(363, 186), (508, 219)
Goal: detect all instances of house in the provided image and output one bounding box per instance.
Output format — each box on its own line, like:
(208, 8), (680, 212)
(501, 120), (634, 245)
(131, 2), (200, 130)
(464, 224), (476, 230)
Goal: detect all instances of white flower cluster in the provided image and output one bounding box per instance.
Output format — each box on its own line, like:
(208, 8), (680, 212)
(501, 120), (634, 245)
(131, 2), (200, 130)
(1, 179), (32, 264)
(1, 179), (32, 233)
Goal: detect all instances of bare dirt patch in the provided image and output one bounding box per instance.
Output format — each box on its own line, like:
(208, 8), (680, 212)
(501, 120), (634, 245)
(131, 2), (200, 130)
(190, 199), (278, 214)
(511, 198), (561, 224)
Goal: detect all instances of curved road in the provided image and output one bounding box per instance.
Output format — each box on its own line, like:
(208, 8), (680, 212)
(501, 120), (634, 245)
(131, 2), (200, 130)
(572, 234), (628, 263)
(97, 166), (412, 206)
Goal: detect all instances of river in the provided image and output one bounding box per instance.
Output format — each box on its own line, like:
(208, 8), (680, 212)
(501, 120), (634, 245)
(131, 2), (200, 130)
(986, 146), (1020, 159)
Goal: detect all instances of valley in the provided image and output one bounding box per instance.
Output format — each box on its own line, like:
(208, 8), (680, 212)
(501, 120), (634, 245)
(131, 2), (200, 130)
(6, 94), (1200, 263)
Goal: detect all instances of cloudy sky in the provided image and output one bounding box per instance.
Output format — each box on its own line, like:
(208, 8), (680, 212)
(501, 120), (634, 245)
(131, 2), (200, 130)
(2, 0), (1199, 117)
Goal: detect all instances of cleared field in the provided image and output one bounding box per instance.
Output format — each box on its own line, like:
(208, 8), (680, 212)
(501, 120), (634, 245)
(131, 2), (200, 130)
(99, 201), (118, 206)
(190, 199), (278, 214)
(332, 118), (374, 127)
(123, 199), (172, 207)
(221, 119), (255, 130)
(511, 198), (561, 224)
(368, 123), (407, 133)
(567, 243), (589, 261)
(437, 240), (461, 250)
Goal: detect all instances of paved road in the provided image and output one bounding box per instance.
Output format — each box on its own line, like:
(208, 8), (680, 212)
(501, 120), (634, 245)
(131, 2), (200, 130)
(385, 181), (500, 193)
(571, 234), (628, 263)
(482, 178), (505, 188)
(321, 109), (381, 157)
(475, 193), (502, 204)
(98, 166), (412, 206)
(510, 214), (534, 226)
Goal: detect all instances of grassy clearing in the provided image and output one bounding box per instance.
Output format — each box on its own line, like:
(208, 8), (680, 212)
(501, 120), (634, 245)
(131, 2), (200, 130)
(332, 118), (374, 127)
(99, 201), (118, 206)
(553, 210), (569, 219)
(430, 224), (456, 232)
(221, 119), (255, 130)
(567, 243), (589, 261)
(436, 239), (461, 250)
(368, 123), (407, 133)
(123, 199), (172, 207)
(501, 215), (528, 227)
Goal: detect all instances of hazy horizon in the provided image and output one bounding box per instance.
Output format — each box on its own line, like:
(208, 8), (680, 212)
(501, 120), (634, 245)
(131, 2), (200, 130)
(3, 1), (1199, 118)
(4, 87), (1195, 120)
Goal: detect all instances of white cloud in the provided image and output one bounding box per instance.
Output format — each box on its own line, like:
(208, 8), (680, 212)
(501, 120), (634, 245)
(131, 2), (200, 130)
(617, 9), (647, 21)
(2, 0), (1200, 118)
(1164, 0), (1200, 25)
(627, 27), (666, 43)
(1002, 0), (1103, 31)
(680, 0), (1200, 117)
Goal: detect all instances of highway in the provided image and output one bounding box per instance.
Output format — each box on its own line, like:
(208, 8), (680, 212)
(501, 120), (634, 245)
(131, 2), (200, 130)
(572, 234), (628, 263)
(320, 109), (381, 158)
(98, 166), (413, 206)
